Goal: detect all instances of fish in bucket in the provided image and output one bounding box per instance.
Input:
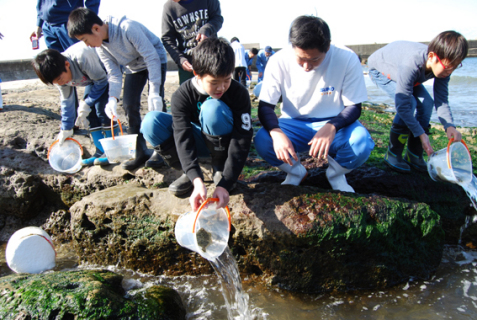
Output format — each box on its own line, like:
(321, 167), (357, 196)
(427, 138), (472, 186)
(175, 198), (231, 261)
(99, 117), (137, 163)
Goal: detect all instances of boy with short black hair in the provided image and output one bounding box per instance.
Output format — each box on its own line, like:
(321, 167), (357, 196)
(140, 37), (253, 210)
(67, 7), (169, 170)
(32, 42), (113, 166)
(368, 31), (468, 173)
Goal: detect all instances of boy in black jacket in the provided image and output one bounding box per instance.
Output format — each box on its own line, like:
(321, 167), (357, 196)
(140, 37), (253, 210)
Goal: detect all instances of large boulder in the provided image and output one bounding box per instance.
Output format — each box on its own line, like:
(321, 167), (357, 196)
(67, 182), (444, 293)
(0, 270), (186, 320)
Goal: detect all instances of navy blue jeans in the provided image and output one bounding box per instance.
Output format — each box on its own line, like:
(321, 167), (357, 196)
(368, 69), (434, 134)
(84, 84), (109, 130)
(42, 22), (78, 52)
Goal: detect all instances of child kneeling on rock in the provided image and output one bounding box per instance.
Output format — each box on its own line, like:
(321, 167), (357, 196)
(32, 42), (117, 166)
(367, 31), (468, 173)
(140, 37), (253, 210)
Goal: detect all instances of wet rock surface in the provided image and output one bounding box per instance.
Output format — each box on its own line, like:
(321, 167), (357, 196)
(0, 78), (475, 294)
(0, 270), (186, 320)
(66, 182), (444, 293)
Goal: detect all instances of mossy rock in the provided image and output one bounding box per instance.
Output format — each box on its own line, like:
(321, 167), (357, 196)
(0, 270), (185, 320)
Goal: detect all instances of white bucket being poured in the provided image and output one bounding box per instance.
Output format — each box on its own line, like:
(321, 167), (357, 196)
(427, 138), (472, 186)
(175, 198), (231, 261)
(6, 227), (56, 274)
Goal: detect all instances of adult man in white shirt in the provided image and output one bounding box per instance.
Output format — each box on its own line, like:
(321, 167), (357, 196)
(254, 15), (374, 192)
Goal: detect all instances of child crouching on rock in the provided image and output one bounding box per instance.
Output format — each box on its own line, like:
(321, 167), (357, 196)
(140, 37), (253, 210)
(32, 42), (116, 166)
(367, 31), (468, 173)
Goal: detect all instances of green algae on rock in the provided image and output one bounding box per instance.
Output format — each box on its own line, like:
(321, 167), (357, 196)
(0, 270), (186, 320)
(68, 182), (444, 293)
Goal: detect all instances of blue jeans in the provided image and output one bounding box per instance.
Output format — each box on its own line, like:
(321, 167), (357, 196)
(83, 84), (110, 130)
(254, 118), (375, 169)
(140, 99), (234, 157)
(368, 69), (434, 134)
(42, 22), (78, 52)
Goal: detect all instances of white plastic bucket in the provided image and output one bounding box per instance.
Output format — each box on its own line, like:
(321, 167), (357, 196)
(6, 227), (56, 274)
(427, 139), (472, 186)
(99, 118), (137, 163)
(48, 138), (83, 174)
(175, 198), (231, 261)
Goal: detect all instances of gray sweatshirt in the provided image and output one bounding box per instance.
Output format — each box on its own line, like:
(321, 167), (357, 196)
(368, 41), (454, 137)
(57, 42), (108, 130)
(95, 16), (168, 99)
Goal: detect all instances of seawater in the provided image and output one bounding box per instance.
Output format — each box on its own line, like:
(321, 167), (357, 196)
(364, 57), (477, 128)
(3, 242), (477, 319)
(209, 247), (251, 319)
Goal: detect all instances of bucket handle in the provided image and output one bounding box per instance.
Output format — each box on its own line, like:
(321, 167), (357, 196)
(446, 138), (470, 169)
(111, 117), (124, 140)
(47, 137), (83, 159)
(192, 198), (231, 233)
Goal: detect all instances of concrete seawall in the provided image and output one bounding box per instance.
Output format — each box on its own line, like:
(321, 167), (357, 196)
(1, 41), (476, 82)
(347, 39), (477, 63)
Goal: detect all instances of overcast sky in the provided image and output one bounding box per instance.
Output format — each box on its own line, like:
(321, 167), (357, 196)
(0, 0), (476, 61)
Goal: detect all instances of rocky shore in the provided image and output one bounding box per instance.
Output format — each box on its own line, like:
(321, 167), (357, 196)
(0, 74), (476, 318)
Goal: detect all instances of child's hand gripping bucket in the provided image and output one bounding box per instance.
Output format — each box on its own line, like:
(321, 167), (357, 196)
(174, 198), (231, 261)
(427, 138), (472, 186)
(99, 118), (137, 163)
(47, 138), (83, 174)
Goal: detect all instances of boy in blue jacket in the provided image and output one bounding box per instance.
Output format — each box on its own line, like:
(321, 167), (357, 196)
(67, 7), (169, 170)
(32, 42), (113, 166)
(368, 31), (468, 173)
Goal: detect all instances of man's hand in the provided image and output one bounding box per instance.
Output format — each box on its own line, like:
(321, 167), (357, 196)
(419, 133), (434, 156)
(190, 177), (207, 212)
(446, 127), (462, 142)
(30, 27), (42, 40)
(258, 72), (263, 79)
(105, 97), (118, 119)
(213, 186), (229, 209)
(182, 60), (193, 72)
(270, 128), (297, 165)
(57, 129), (74, 146)
(308, 123), (336, 160)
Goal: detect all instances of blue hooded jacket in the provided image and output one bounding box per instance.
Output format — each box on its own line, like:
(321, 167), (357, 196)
(36, 0), (100, 27)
